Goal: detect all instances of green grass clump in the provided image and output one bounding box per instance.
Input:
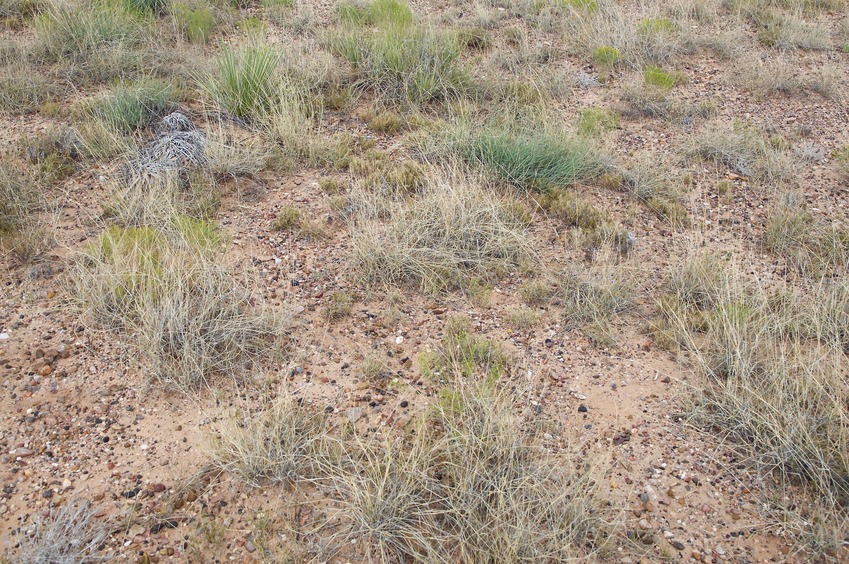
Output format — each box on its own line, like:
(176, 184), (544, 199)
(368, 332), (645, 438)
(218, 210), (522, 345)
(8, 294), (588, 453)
(36, 0), (148, 84)
(418, 315), (508, 381)
(592, 45), (620, 67)
(82, 80), (175, 134)
(576, 108), (620, 135)
(273, 204), (301, 230)
(337, 0), (412, 26)
(642, 65), (679, 90)
(462, 127), (605, 192)
(171, 1), (215, 43)
(203, 43), (280, 119)
(637, 17), (675, 35)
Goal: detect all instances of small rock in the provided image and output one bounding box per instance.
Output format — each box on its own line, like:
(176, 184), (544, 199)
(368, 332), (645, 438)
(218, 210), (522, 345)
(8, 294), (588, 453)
(10, 448), (34, 458)
(244, 540), (256, 553)
(577, 405), (588, 413)
(152, 483), (166, 493)
(672, 540), (685, 551)
(715, 544), (726, 556)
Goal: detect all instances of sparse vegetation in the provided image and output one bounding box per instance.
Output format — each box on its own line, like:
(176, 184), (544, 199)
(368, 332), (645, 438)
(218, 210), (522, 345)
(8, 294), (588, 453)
(36, 0), (150, 84)
(5, 0), (849, 560)
(687, 122), (796, 185)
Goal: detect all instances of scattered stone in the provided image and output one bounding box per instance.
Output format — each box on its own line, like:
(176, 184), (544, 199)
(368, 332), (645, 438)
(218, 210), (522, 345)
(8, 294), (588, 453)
(577, 405), (588, 413)
(672, 540), (686, 550)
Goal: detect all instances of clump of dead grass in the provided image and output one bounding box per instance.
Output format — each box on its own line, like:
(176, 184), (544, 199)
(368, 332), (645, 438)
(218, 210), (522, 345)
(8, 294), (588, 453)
(210, 397), (335, 487)
(765, 191), (849, 277)
(13, 500), (108, 563)
(328, 382), (607, 561)
(655, 254), (849, 558)
(350, 166), (533, 292)
(73, 218), (283, 389)
(687, 121), (796, 186)
(330, 0), (468, 104)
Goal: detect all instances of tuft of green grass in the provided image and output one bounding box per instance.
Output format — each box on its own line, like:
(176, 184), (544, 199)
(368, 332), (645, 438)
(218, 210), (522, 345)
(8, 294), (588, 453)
(203, 42), (280, 119)
(592, 45), (620, 67)
(171, 1), (215, 43)
(576, 107), (620, 135)
(642, 65), (682, 90)
(461, 126), (606, 192)
(81, 80), (175, 134)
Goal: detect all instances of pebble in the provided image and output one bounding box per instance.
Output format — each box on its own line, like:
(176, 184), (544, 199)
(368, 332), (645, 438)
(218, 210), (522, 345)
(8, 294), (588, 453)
(715, 544), (726, 556)
(0, 333), (8, 340)
(672, 540), (686, 550)
(577, 405), (588, 413)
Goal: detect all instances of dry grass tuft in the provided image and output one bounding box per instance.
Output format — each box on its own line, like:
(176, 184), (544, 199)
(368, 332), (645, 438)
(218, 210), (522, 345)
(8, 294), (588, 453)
(73, 219), (284, 389)
(210, 397), (334, 487)
(687, 121), (796, 186)
(656, 255), (849, 558)
(765, 191), (849, 277)
(350, 166), (533, 292)
(324, 382), (609, 562)
(13, 501), (108, 563)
